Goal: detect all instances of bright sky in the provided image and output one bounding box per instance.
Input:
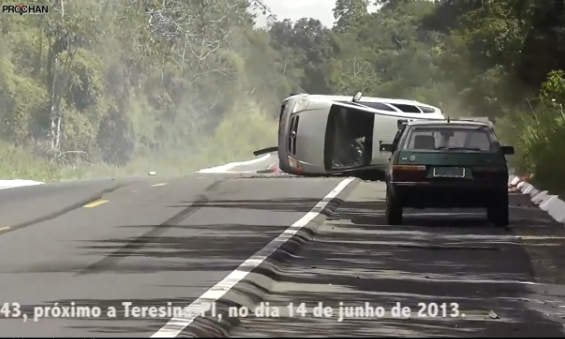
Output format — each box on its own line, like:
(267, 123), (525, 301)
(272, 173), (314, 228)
(260, 0), (338, 27)
(257, 0), (379, 28)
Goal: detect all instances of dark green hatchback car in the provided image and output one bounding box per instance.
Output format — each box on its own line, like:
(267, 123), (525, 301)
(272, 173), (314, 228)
(381, 119), (514, 226)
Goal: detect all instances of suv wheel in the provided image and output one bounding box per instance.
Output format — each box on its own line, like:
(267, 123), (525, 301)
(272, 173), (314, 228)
(386, 187), (403, 225)
(487, 190), (509, 227)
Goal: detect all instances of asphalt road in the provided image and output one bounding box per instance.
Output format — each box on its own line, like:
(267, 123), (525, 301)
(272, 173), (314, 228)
(231, 181), (565, 337)
(0, 174), (344, 336)
(0, 171), (564, 337)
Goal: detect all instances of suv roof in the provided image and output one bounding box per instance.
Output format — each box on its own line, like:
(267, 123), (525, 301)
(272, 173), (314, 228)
(407, 119), (493, 128)
(285, 93), (443, 114)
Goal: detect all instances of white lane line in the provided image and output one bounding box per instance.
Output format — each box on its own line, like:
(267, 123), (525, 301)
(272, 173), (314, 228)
(0, 179), (44, 190)
(151, 177), (355, 338)
(198, 154), (272, 173)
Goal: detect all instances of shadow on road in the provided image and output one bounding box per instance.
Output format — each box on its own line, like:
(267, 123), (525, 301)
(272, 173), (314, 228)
(230, 188), (565, 337)
(170, 198), (324, 213)
(22, 184), (565, 337)
(78, 224), (285, 273)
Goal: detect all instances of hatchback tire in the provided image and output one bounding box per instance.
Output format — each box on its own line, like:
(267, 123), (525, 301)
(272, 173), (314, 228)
(386, 187), (403, 225)
(487, 190), (509, 227)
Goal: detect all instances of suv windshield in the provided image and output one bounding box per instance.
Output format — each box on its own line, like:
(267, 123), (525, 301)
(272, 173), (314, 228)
(403, 125), (496, 152)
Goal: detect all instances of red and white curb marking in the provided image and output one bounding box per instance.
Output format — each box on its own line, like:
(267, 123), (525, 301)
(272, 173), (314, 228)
(509, 175), (565, 224)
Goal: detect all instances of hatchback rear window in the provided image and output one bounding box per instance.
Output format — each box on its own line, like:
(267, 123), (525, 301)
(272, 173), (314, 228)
(403, 126), (495, 152)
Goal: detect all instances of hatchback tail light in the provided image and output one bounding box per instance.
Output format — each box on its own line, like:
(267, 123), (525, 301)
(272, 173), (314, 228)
(472, 167), (505, 181)
(392, 165), (427, 182)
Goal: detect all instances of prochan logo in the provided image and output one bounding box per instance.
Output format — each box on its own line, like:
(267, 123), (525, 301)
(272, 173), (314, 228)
(2, 3), (49, 15)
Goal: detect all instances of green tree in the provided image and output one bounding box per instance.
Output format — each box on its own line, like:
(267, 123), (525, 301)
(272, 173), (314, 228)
(333, 0), (369, 32)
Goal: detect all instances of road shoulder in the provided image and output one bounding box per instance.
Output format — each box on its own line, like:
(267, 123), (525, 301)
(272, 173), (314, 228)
(227, 181), (565, 337)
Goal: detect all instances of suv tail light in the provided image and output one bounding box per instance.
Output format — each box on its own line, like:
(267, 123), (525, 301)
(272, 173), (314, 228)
(392, 165), (427, 182)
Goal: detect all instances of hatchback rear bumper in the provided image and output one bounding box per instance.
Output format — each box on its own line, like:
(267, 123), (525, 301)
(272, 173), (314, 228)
(390, 181), (506, 208)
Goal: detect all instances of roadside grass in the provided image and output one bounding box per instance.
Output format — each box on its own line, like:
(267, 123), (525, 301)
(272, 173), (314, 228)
(0, 141), (61, 182)
(196, 100), (277, 166)
(496, 109), (565, 199)
(60, 100), (278, 179)
(0, 100), (278, 181)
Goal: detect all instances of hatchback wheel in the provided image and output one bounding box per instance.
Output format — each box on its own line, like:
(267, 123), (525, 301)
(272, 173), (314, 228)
(487, 190), (509, 227)
(386, 188), (403, 225)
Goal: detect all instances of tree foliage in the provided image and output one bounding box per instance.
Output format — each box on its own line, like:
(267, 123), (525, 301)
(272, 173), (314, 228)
(0, 0), (286, 167)
(1, 0), (565, 190)
(267, 0), (565, 191)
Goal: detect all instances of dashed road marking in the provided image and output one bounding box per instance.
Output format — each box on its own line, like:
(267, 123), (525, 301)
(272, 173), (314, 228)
(152, 183), (168, 187)
(83, 199), (109, 208)
(150, 177), (355, 338)
(0, 226), (11, 232)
